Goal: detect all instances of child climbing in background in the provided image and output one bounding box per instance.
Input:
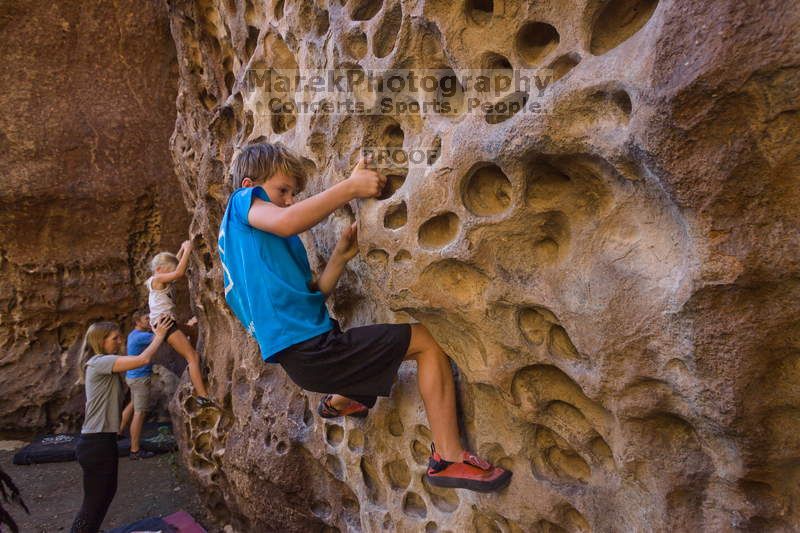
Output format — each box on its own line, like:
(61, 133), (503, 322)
(118, 309), (157, 460)
(71, 314), (173, 533)
(148, 241), (213, 407)
(218, 142), (511, 492)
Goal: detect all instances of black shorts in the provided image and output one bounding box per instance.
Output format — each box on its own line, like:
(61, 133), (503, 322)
(272, 320), (413, 408)
(165, 323), (179, 338)
(150, 319), (179, 339)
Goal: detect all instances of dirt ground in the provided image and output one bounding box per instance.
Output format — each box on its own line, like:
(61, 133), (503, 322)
(0, 443), (212, 532)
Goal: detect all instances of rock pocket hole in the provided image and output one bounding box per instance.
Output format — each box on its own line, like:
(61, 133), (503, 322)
(366, 249), (389, 267)
(422, 475), (460, 512)
(480, 51), (513, 84)
(348, 428), (365, 451)
(518, 307), (556, 346)
(190, 455), (216, 474)
(195, 432), (214, 456)
(418, 212), (460, 249)
(466, 0), (493, 25)
(548, 325), (580, 362)
(384, 201), (408, 229)
(590, 0), (659, 55)
(193, 409), (221, 432)
(378, 172), (406, 201)
(402, 491), (428, 518)
(411, 439), (430, 465)
(199, 89), (217, 111)
(383, 123), (405, 147)
(271, 103), (297, 133)
(395, 249), (411, 262)
(245, 25), (259, 58)
(433, 66), (465, 117)
(311, 499), (331, 519)
(383, 459), (411, 489)
(549, 52), (581, 82)
(373, 2), (402, 58)
(611, 89), (632, 116)
(274, 0), (285, 19)
(314, 9), (330, 36)
(463, 163), (512, 216)
(483, 51), (512, 71)
(360, 457), (384, 504)
(302, 396), (313, 426)
(225, 72), (236, 94)
(342, 497), (360, 515)
(325, 424), (345, 446)
(350, 0), (382, 21)
(415, 425), (433, 440)
(387, 409), (405, 436)
(344, 29), (368, 59)
(325, 454), (344, 479)
(530, 424), (591, 483)
(516, 22), (559, 65)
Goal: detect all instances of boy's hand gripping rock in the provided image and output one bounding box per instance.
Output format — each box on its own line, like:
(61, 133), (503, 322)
(346, 155), (386, 198)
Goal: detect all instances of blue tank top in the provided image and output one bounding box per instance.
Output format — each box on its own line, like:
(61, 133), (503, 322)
(218, 186), (334, 361)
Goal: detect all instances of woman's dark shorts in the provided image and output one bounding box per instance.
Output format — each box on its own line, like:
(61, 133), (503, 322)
(272, 320), (413, 408)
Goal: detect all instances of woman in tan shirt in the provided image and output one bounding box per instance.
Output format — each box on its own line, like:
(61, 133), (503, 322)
(70, 314), (172, 533)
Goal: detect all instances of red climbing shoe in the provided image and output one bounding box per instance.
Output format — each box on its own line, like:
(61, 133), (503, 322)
(425, 445), (512, 492)
(317, 394), (369, 418)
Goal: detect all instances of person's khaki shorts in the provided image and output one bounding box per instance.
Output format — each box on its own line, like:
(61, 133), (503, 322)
(126, 376), (151, 412)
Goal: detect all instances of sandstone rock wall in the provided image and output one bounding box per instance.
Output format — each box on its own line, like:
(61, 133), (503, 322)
(166, 0), (800, 531)
(0, 0), (190, 432)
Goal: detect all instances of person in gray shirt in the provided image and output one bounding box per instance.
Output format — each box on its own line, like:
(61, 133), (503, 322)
(70, 314), (173, 533)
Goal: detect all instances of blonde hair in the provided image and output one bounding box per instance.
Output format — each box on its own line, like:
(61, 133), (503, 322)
(229, 142), (308, 191)
(77, 321), (120, 384)
(150, 252), (178, 272)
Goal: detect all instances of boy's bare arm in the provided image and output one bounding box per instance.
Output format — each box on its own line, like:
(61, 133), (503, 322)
(312, 255), (348, 297)
(249, 180), (357, 237)
(248, 156), (386, 237)
(309, 223), (358, 297)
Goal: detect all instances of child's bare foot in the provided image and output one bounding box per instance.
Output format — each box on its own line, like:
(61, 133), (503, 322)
(425, 444), (512, 492)
(318, 394), (369, 418)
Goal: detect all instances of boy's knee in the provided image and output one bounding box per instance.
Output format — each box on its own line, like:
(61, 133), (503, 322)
(407, 323), (443, 358)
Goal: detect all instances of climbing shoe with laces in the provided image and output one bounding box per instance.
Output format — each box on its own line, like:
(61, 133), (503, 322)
(317, 394), (369, 418)
(425, 444), (512, 492)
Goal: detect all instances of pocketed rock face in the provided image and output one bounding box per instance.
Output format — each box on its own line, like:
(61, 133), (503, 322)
(0, 1), (189, 432)
(166, 0), (800, 531)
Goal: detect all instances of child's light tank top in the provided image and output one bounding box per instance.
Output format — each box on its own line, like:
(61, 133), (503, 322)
(147, 276), (176, 326)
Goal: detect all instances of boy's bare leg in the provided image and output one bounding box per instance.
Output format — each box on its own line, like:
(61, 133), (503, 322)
(404, 323), (464, 462)
(130, 411), (146, 452)
(119, 402), (133, 435)
(167, 330), (209, 398)
(330, 323), (464, 461)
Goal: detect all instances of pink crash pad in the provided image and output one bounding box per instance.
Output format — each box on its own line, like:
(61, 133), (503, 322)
(163, 510), (207, 533)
